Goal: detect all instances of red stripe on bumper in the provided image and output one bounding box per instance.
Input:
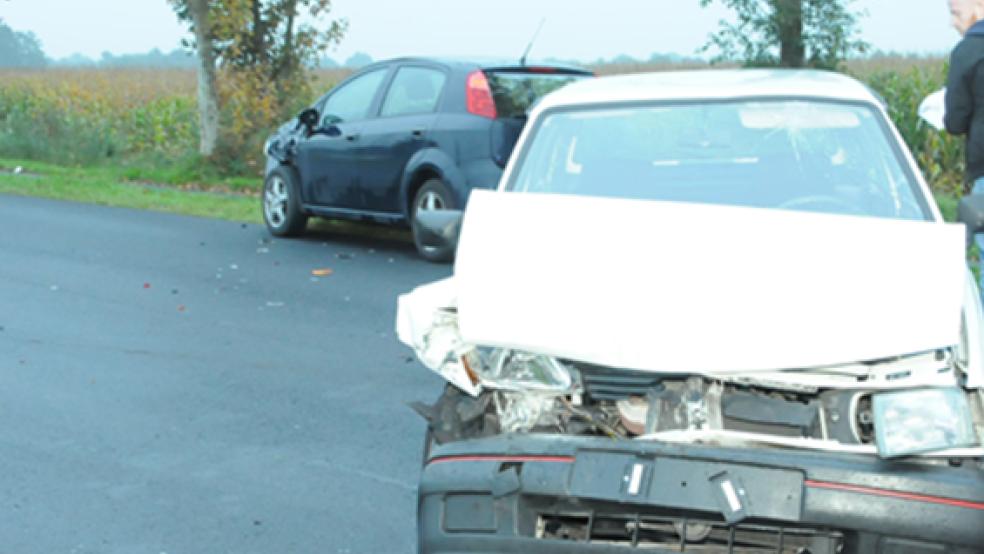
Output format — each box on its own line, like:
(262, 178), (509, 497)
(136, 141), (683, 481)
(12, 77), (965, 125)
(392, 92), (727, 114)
(805, 479), (984, 511)
(427, 454), (575, 466)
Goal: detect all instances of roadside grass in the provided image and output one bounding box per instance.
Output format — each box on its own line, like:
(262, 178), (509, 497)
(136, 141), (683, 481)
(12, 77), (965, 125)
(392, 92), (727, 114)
(0, 160), (262, 223)
(0, 158), (414, 242)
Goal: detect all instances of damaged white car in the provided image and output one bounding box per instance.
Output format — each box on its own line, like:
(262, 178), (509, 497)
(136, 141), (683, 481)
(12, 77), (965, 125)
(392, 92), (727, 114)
(397, 70), (984, 553)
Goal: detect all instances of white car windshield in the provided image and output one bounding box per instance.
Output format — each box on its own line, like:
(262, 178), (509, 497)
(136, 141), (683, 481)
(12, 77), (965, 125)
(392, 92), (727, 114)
(509, 100), (929, 220)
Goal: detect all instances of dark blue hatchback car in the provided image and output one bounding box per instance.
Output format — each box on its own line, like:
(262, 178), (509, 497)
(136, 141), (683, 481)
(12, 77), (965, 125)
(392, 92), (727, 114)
(262, 57), (591, 261)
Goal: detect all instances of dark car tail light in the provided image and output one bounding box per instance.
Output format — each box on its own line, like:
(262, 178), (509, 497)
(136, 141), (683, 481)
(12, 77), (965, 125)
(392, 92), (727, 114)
(466, 70), (497, 119)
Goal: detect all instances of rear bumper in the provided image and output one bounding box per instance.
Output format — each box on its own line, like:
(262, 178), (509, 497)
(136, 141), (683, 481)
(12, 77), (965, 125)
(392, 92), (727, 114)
(419, 435), (984, 553)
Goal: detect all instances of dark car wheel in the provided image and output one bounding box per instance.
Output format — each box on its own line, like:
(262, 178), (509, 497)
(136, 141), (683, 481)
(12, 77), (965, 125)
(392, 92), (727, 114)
(263, 166), (308, 237)
(411, 178), (456, 263)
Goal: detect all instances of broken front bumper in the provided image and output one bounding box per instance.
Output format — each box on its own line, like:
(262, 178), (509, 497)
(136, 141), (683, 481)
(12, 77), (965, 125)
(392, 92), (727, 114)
(419, 435), (984, 553)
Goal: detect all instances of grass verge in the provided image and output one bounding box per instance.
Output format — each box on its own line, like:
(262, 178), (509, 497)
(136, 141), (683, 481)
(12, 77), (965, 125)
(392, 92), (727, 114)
(0, 158), (413, 243)
(0, 158), (262, 223)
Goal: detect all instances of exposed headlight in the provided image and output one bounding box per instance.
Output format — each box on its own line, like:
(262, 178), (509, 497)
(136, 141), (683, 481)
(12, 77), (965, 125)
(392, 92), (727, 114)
(872, 387), (979, 458)
(462, 348), (574, 393)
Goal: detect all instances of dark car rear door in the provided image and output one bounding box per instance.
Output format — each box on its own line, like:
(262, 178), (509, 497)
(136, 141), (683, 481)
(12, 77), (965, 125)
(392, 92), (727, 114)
(294, 66), (390, 208)
(351, 64), (449, 214)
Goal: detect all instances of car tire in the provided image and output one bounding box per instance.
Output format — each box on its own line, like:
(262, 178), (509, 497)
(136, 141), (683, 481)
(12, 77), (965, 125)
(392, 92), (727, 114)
(263, 165), (308, 237)
(411, 178), (456, 263)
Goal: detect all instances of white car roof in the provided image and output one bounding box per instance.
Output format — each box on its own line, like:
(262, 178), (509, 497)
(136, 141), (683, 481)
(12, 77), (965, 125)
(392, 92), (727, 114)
(536, 69), (882, 112)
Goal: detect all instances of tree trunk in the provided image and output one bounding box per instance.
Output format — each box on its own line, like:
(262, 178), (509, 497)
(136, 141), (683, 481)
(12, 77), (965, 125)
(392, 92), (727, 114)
(279, 0), (298, 80)
(188, 0), (220, 157)
(251, 0), (265, 66)
(775, 0), (805, 67)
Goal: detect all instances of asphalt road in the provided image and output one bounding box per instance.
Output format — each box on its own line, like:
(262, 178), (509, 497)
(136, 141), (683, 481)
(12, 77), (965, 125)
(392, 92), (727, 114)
(0, 194), (451, 553)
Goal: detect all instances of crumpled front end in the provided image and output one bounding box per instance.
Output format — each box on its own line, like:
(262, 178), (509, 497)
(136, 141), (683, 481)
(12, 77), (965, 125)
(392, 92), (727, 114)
(398, 277), (984, 552)
(397, 277), (984, 459)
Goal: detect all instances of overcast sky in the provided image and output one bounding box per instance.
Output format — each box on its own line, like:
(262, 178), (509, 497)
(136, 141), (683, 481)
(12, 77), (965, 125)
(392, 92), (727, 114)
(0, 0), (960, 62)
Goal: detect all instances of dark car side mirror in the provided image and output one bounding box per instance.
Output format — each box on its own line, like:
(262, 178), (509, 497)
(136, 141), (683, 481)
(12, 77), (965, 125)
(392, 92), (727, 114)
(298, 108), (319, 133)
(413, 209), (464, 252)
(958, 195), (984, 243)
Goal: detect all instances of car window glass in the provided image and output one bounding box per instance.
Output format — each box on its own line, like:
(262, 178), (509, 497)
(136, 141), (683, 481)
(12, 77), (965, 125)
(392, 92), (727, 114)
(486, 72), (586, 118)
(380, 67), (447, 117)
(322, 69), (387, 124)
(510, 101), (928, 221)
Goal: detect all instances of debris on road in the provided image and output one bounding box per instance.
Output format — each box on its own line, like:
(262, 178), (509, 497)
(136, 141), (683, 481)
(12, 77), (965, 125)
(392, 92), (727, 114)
(335, 253), (353, 260)
(311, 268), (333, 277)
(266, 301), (285, 308)
(143, 283), (151, 289)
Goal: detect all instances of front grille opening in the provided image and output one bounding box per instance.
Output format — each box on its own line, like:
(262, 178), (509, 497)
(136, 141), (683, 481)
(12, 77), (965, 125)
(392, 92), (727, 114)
(536, 512), (843, 553)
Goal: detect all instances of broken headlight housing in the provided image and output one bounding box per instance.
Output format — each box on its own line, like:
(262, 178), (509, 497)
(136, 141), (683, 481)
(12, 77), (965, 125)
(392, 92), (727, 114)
(872, 387), (979, 458)
(463, 348), (574, 393)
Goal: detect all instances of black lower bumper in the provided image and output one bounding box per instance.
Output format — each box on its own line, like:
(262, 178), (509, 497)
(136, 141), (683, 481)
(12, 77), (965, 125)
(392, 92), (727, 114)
(418, 435), (984, 553)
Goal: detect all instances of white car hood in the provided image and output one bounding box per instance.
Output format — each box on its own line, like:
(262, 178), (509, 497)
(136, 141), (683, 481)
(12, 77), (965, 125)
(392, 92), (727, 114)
(444, 190), (967, 374)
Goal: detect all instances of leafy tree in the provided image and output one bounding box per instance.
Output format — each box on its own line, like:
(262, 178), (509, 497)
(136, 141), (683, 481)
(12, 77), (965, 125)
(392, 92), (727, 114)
(698, 0), (867, 69)
(169, 0), (347, 161)
(0, 18), (47, 68)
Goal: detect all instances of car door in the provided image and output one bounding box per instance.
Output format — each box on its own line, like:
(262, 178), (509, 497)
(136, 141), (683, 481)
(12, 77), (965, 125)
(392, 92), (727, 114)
(350, 64), (448, 213)
(294, 67), (389, 208)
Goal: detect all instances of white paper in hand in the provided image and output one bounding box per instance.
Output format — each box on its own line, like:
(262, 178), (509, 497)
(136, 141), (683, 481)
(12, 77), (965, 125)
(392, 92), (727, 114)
(918, 88), (946, 131)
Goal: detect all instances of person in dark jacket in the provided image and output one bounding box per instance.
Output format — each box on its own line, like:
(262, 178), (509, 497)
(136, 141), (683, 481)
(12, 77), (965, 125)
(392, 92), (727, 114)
(946, 0), (984, 293)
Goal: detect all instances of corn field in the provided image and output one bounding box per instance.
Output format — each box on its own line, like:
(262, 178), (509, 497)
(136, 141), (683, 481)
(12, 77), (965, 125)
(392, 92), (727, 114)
(0, 60), (967, 193)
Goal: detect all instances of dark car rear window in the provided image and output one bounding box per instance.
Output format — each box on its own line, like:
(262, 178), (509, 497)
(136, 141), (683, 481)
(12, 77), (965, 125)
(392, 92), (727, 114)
(485, 71), (586, 119)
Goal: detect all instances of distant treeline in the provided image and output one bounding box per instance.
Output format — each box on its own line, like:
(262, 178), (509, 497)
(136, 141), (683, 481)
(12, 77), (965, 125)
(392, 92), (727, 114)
(0, 18), (45, 68)
(0, 15), (948, 71)
(21, 49), (708, 70)
(49, 49), (379, 70)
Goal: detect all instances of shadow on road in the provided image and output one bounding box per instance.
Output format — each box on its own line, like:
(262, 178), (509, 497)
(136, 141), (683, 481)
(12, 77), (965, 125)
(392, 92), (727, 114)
(298, 218), (419, 255)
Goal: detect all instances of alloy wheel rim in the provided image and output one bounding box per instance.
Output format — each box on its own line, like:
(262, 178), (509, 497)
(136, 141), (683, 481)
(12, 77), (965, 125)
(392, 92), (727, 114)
(415, 190), (446, 254)
(264, 176), (289, 227)
(417, 190), (445, 213)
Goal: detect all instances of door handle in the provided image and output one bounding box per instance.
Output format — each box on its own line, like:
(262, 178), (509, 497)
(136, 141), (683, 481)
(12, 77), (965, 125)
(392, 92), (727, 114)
(411, 129), (425, 139)
(345, 133), (360, 142)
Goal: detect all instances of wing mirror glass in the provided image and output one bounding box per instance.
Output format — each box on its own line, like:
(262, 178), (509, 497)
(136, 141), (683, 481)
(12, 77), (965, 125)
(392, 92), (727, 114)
(413, 209), (464, 252)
